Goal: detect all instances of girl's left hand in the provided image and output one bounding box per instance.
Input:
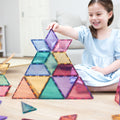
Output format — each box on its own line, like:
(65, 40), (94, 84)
(91, 66), (106, 75)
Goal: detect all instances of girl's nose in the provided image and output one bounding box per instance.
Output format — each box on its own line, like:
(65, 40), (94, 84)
(92, 15), (97, 19)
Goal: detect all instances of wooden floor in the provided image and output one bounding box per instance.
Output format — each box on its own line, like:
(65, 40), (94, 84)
(0, 65), (120, 120)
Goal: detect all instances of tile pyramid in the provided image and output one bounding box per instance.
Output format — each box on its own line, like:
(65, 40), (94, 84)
(12, 29), (93, 99)
(21, 102), (37, 114)
(59, 114), (77, 120)
(0, 73), (11, 97)
(115, 79), (120, 104)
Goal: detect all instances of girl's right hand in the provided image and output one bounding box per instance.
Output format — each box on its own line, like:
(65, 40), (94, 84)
(46, 22), (60, 32)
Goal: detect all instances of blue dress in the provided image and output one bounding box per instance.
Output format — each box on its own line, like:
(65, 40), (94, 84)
(74, 26), (120, 87)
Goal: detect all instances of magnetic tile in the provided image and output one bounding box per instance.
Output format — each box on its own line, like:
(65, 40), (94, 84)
(67, 77), (93, 99)
(32, 51), (50, 64)
(53, 39), (72, 52)
(25, 76), (49, 97)
(39, 77), (64, 99)
(12, 77), (36, 99)
(0, 86), (11, 96)
(0, 75), (10, 86)
(21, 102), (37, 114)
(45, 53), (58, 74)
(112, 114), (120, 120)
(25, 64), (50, 76)
(53, 64), (78, 76)
(31, 39), (49, 51)
(45, 29), (58, 50)
(53, 76), (77, 98)
(59, 114), (77, 120)
(115, 80), (120, 105)
(53, 52), (71, 64)
(0, 63), (10, 74)
(0, 116), (7, 120)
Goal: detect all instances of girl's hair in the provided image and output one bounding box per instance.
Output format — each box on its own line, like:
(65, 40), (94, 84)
(88, 0), (114, 38)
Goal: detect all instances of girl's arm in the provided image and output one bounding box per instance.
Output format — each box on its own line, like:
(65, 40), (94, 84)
(47, 22), (79, 40)
(92, 59), (120, 75)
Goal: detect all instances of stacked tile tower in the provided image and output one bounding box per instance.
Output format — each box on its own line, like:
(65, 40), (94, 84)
(12, 30), (93, 99)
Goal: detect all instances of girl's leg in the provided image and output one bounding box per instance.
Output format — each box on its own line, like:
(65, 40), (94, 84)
(87, 83), (118, 92)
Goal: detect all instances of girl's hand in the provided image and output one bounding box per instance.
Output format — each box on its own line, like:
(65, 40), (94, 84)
(46, 22), (60, 32)
(91, 66), (107, 75)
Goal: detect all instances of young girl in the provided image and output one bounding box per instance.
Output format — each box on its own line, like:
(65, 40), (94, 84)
(47, 0), (120, 91)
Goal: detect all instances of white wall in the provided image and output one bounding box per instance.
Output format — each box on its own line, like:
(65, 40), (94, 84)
(49, 0), (89, 22)
(0, 0), (20, 56)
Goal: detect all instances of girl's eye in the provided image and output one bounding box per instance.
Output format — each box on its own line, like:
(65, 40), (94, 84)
(89, 14), (93, 17)
(97, 13), (101, 16)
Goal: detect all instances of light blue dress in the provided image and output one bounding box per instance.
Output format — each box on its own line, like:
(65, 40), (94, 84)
(74, 26), (120, 87)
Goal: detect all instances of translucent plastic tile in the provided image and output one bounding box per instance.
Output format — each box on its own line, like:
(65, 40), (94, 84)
(115, 80), (120, 105)
(21, 102), (37, 114)
(31, 39), (50, 51)
(67, 77), (93, 99)
(0, 116), (7, 120)
(112, 114), (120, 120)
(53, 52), (71, 64)
(53, 64), (78, 76)
(59, 114), (77, 120)
(45, 29), (58, 50)
(0, 75), (10, 86)
(12, 77), (36, 99)
(0, 86), (11, 96)
(53, 76), (77, 98)
(25, 76), (49, 98)
(0, 63), (10, 74)
(32, 51), (50, 64)
(53, 39), (72, 52)
(25, 64), (50, 76)
(45, 53), (58, 74)
(39, 77), (64, 99)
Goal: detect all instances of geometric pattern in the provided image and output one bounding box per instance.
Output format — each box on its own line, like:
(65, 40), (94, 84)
(12, 29), (93, 99)
(59, 114), (77, 120)
(0, 74), (11, 97)
(115, 79), (120, 105)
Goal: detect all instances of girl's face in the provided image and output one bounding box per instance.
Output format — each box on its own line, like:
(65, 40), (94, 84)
(88, 3), (112, 30)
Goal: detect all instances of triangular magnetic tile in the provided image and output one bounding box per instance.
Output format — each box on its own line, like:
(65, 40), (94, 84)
(25, 76), (49, 97)
(21, 102), (37, 114)
(39, 77), (64, 99)
(67, 77), (93, 99)
(53, 76), (77, 98)
(12, 77), (36, 99)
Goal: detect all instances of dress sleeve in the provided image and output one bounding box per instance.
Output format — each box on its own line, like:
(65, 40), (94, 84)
(74, 25), (89, 44)
(114, 30), (120, 60)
